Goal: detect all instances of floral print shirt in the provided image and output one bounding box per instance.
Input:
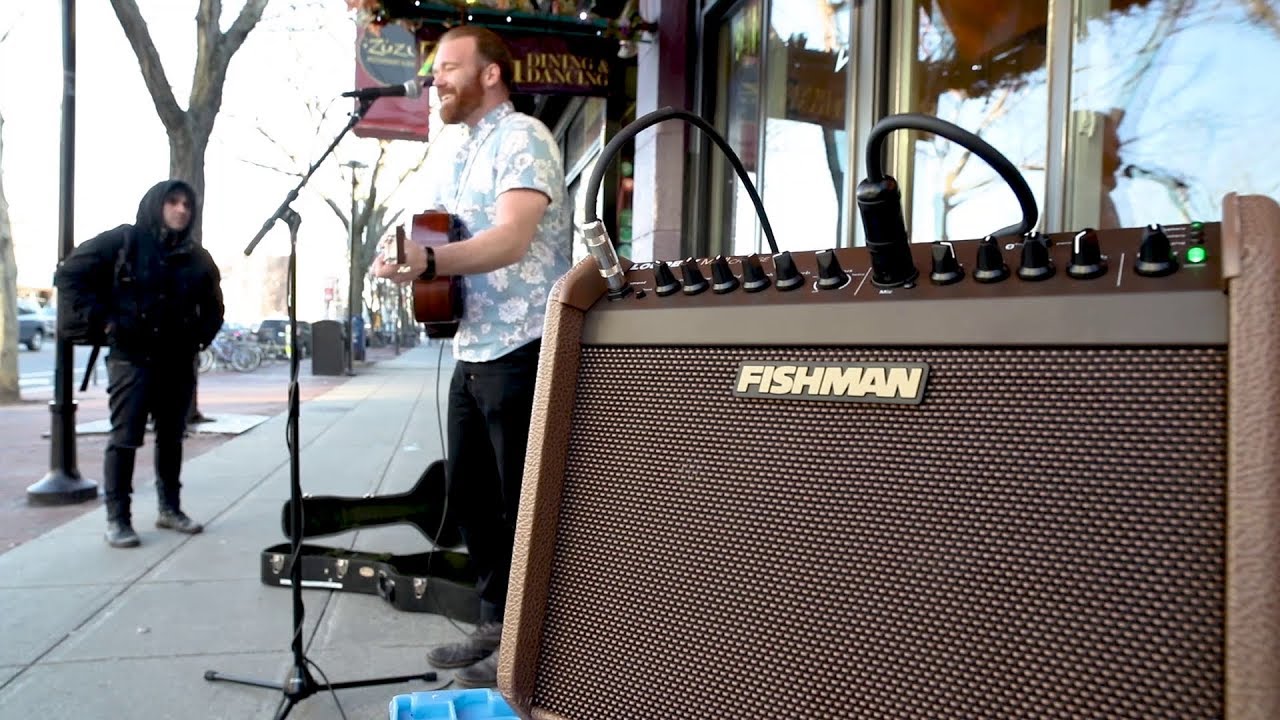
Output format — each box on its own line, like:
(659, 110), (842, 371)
(435, 101), (572, 362)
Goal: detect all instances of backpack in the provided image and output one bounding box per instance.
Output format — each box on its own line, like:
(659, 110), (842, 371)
(55, 230), (134, 391)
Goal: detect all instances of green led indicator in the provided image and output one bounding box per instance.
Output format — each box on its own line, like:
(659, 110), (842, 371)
(1186, 246), (1207, 264)
(1190, 221), (1204, 232)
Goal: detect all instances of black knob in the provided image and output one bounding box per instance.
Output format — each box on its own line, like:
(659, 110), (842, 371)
(815, 250), (848, 290)
(1134, 223), (1178, 277)
(710, 256), (739, 293)
(741, 254), (771, 292)
(929, 241), (964, 285)
(1067, 228), (1107, 279)
(679, 258), (709, 295)
(972, 235), (1010, 283)
(1017, 231), (1055, 281)
(653, 261), (680, 296)
(772, 251), (804, 291)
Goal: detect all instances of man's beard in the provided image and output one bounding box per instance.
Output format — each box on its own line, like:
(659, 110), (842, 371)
(439, 77), (483, 124)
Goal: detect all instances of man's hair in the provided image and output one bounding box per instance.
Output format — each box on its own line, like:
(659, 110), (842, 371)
(440, 25), (515, 90)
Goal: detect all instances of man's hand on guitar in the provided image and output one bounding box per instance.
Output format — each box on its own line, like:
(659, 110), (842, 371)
(373, 234), (427, 285)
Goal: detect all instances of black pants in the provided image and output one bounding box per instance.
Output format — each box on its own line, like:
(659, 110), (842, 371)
(103, 354), (196, 522)
(445, 339), (541, 623)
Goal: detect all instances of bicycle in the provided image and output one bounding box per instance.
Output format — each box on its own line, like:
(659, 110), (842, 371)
(198, 333), (262, 373)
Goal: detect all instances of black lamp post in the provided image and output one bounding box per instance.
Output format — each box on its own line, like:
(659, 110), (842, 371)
(28, 0), (98, 506)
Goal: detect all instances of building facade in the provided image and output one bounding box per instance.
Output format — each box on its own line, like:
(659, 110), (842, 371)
(620, 0), (1279, 264)
(378, 0), (1278, 266)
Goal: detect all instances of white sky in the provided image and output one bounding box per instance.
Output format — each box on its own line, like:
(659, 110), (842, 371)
(0, 1), (444, 323)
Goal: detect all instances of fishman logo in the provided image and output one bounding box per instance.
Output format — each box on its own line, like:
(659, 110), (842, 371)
(734, 362), (929, 404)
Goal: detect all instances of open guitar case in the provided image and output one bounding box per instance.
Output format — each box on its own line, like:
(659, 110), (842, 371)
(258, 460), (481, 624)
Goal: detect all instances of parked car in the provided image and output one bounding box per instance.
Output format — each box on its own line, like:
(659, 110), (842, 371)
(255, 318), (312, 357)
(17, 299), (55, 351)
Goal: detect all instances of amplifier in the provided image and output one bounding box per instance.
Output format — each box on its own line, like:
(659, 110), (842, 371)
(498, 193), (1279, 719)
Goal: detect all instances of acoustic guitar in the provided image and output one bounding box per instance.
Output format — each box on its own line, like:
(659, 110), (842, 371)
(391, 210), (465, 339)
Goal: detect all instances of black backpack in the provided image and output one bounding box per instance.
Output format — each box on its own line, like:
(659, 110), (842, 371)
(55, 230), (134, 391)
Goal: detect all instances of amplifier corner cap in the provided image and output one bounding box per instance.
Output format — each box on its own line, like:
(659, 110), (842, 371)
(1222, 192), (1243, 281)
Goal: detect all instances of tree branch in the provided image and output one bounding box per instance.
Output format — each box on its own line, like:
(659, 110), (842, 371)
(190, 0), (269, 136)
(108, 0), (185, 132)
(323, 196), (351, 230)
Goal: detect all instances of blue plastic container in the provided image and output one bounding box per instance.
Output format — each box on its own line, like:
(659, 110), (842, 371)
(388, 688), (518, 720)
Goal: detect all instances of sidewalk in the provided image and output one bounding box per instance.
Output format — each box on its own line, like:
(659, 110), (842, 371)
(0, 342), (468, 719)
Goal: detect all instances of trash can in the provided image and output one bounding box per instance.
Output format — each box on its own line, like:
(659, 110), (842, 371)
(311, 320), (345, 376)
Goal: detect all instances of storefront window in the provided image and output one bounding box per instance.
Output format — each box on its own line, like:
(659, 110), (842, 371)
(712, 0), (764, 255)
(712, 0), (853, 256)
(1067, 0), (1280, 228)
(899, 0), (1050, 242)
(758, 0), (852, 253)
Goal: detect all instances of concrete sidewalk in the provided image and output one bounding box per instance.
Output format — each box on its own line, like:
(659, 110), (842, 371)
(0, 342), (469, 719)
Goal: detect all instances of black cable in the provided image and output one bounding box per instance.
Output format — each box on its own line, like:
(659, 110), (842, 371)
(305, 658), (349, 720)
(583, 106), (780, 254)
(863, 112), (1038, 238)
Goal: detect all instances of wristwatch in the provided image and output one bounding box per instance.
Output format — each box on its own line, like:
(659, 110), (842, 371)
(418, 246), (437, 281)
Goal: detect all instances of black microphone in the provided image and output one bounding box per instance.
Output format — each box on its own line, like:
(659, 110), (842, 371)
(341, 79), (423, 100)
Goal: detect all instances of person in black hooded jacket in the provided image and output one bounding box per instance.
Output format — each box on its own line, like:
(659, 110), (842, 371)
(54, 179), (224, 548)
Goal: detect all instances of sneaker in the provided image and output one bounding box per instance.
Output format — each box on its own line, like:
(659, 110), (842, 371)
(105, 521), (141, 548)
(426, 622), (503, 669)
(453, 647), (499, 689)
(156, 510), (204, 534)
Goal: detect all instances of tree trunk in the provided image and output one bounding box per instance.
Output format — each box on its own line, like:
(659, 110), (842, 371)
(170, 129), (209, 246)
(0, 111), (19, 404)
(109, 0), (270, 419)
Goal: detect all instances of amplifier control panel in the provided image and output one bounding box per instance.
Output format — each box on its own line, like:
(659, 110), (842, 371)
(583, 222), (1228, 346)
(610, 222), (1220, 305)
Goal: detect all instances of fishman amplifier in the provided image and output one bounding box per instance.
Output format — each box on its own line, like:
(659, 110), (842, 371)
(496, 190), (1278, 719)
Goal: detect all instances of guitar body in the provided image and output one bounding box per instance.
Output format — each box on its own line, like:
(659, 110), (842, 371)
(401, 211), (465, 338)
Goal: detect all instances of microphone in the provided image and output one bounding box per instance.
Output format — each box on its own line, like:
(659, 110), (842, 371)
(341, 79), (423, 100)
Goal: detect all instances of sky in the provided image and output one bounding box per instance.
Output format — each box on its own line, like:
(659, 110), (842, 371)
(0, 0), (444, 323)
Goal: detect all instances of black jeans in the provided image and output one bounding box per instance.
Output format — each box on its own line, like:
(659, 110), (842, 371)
(445, 339), (541, 623)
(103, 353), (196, 522)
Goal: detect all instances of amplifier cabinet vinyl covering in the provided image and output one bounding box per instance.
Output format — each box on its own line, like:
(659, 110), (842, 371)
(498, 194), (1280, 719)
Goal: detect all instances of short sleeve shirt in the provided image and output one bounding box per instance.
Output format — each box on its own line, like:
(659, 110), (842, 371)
(437, 101), (573, 362)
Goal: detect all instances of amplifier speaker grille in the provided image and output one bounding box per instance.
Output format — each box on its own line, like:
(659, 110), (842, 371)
(533, 345), (1227, 719)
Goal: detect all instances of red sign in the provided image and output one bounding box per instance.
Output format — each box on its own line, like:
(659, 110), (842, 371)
(415, 26), (615, 98)
(353, 24), (431, 142)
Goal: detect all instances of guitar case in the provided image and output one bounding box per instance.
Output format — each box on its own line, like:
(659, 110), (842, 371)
(259, 543), (480, 624)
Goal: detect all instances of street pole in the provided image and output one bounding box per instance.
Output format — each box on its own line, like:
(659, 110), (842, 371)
(343, 160), (365, 376)
(29, 0), (98, 505)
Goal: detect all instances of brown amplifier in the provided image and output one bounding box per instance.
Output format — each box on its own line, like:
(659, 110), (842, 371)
(498, 193), (1280, 719)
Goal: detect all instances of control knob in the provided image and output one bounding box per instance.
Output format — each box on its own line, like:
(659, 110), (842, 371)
(929, 242), (964, 285)
(653, 261), (680, 296)
(772, 251), (804, 291)
(741, 254), (771, 292)
(679, 258), (709, 295)
(1067, 229), (1107, 279)
(1134, 223), (1178, 277)
(972, 235), (1010, 283)
(710, 256), (739, 293)
(1017, 231), (1054, 281)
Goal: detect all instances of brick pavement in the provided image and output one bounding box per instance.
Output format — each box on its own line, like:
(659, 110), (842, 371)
(0, 345), (405, 554)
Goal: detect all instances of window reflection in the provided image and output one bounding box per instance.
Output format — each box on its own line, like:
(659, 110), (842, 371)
(1068, 0), (1280, 228)
(714, 0), (764, 256)
(902, 0), (1049, 242)
(758, 0), (852, 253)
(714, 0), (852, 256)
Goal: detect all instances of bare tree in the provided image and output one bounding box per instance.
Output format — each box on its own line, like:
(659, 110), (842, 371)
(109, 0), (270, 418)
(246, 94), (433, 326)
(0, 111), (18, 404)
(108, 0), (270, 246)
(0, 18), (21, 404)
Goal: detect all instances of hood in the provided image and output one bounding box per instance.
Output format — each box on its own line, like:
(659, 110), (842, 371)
(136, 179), (200, 246)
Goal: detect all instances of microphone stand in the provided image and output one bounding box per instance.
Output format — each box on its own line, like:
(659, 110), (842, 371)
(204, 97), (436, 719)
